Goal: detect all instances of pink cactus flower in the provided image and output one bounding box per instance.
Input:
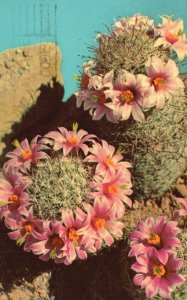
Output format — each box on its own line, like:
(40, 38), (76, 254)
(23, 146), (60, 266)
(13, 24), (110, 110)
(132, 250), (185, 299)
(44, 123), (95, 156)
(145, 56), (185, 109)
(78, 198), (124, 250)
(6, 136), (48, 172)
(106, 70), (153, 122)
(113, 14), (154, 35)
(61, 208), (96, 265)
(155, 16), (187, 61)
(129, 216), (181, 264)
(29, 220), (65, 264)
(91, 170), (132, 218)
(5, 207), (37, 251)
(76, 71), (119, 123)
(173, 197), (187, 220)
(84, 140), (132, 175)
(0, 165), (30, 219)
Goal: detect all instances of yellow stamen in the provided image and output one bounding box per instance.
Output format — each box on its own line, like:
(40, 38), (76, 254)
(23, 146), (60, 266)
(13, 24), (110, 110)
(152, 264), (166, 277)
(66, 136), (78, 145)
(104, 157), (115, 167)
(8, 194), (20, 206)
(73, 75), (81, 81)
(68, 228), (80, 242)
(166, 32), (179, 44)
(153, 77), (165, 90)
(120, 90), (134, 104)
(147, 233), (161, 246)
(94, 218), (106, 229)
(21, 150), (32, 160)
(92, 90), (106, 104)
(107, 184), (118, 195)
(24, 222), (34, 234)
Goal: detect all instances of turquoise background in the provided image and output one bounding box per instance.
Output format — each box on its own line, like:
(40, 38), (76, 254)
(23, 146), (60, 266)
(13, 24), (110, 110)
(0, 0), (187, 99)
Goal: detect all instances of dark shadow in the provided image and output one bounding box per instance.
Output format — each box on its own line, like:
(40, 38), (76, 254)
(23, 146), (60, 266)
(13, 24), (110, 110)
(1, 78), (64, 166)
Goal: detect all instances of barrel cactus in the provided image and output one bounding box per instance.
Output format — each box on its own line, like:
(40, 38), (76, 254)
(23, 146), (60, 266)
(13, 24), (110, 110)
(0, 124), (133, 264)
(76, 14), (187, 198)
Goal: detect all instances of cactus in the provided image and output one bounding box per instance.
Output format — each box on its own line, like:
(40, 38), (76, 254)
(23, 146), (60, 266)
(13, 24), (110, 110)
(28, 156), (90, 220)
(76, 15), (187, 198)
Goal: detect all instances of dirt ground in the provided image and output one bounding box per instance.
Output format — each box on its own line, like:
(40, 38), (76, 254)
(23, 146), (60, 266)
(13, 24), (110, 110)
(0, 77), (186, 300)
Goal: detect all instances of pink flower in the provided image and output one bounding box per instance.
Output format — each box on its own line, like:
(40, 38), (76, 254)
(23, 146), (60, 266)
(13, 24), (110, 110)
(91, 170), (132, 218)
(173, 197), (187, 220)
(76, 71), (119, 123)
(6, 136), (48, 172)
(145, 56), (184, 109)
(44, 123), (95, 156)
(129, 216), (181, 264)
(132, 251), (185, 299)
(155, 16), (187, 61)
(78, 198), (124, 250)
(5, 207), (37, 251)
(113, 14), (154, 36)
(29, 220), (65, 264)
(61, 208), (96, 265)
(0, 165), (30, 219)
(106, 70), (153, 122)
(84, 140), (132, 175)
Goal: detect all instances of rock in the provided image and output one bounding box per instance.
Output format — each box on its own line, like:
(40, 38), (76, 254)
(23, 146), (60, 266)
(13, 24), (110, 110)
(0, 43), (63, 164)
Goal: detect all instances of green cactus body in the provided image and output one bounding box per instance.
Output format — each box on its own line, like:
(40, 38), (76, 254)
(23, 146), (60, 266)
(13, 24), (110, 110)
(27, 156), (91, 220)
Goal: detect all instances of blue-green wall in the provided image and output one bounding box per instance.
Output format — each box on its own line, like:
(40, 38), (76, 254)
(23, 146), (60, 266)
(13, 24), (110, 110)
(0, 0), (187, 99)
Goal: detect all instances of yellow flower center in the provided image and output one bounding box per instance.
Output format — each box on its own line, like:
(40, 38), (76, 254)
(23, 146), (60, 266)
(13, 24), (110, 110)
(107, 184), (118, 195)
(8, 194), (20, 206)
(152, 264), (166, 277)
(66, 136), (78, 145)
(153, 77), (165, 90)
(21, 150), (32, 160)
(51, 235), (63, 249)
(104, 157), (115, 167)
(94, 218), (106, 229)
(24, 222), (34, 234)
(68, 228), (80, 242)
(147, 233), (161, 246)
(166, 32), (179, 44)
(120, 90), (134, 104)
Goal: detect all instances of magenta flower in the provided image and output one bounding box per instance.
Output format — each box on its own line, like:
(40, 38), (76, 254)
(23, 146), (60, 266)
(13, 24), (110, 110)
(0, 165), (30, 219)
(76, 70), (119, 123)
(5, 207), (37, 251)
(173, 197), (187, 220)
(6, 136), (48, 171)
(61, 208), (96, 265)
(84, 140), (132, 175)
(78, 198), (124, 250)
(145, 56), (184, 109)
(29, 220), (65, 263)
(91, 170), (132, 218)
(155, 16), (187, 61)
(132, 251), (185, 299)
(129, 216), (181, 264)
(106, 70), (153, 122)
(44, 123), (95, 155)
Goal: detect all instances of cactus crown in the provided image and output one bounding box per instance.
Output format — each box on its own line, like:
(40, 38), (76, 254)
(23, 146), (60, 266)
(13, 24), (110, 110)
(94, 27), (168, 78)
(28, 155), (90, 220)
